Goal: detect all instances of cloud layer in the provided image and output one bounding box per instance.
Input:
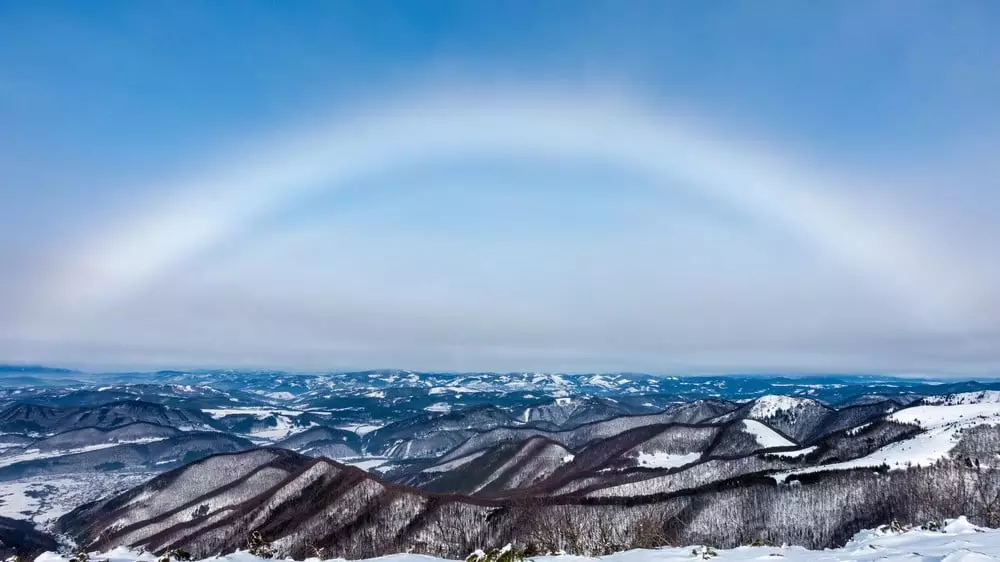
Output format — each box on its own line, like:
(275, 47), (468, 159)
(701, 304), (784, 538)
(3, 86), (997, 373)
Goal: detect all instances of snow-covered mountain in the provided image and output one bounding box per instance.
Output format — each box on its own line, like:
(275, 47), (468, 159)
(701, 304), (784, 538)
(2, 367), (1000, 560)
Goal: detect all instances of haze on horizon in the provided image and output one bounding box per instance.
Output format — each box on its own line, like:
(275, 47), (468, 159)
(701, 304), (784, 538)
(1, 1), (999, 375)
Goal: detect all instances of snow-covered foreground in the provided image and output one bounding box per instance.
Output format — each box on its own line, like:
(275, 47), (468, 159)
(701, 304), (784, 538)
(34, 518), (1000, 562)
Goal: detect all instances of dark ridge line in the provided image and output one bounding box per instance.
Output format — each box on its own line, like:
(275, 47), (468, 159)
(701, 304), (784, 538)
(367, 398), (739, 455)
(548, 419), (929, 498)
(86, 449), (310, 544)
(431, 402), (740, 463)
(23, 420), (184, 445)
(476, 436), (571, 497)
(83, 445), (915, 541)
(159, 457), (372, 553)
(0, 431), (255, 481)
(495, 411), (924, 498)
(510, 423), (724, 496)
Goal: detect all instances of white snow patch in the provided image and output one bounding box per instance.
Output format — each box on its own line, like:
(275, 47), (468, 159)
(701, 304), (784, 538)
(924, 391), (1000, 406)
(341, 457), (390, 472)
(770, 446), (817, 458)
(428, 386), (477, 395)
(246, 415), (304, 441)
(586, 375), (620, 389)
(889, 403), (1000, 427)
(749, 395), (818, 419)
(424, 450), (487, 473)
(634, 451), (701, 469)
(336, 423), (382, 436)
(846, 422), (873, 436)
(742, 420), (796, 449)
(203, 408), (304, 419)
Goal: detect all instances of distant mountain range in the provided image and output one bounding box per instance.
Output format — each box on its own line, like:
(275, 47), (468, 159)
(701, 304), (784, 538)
(0, 368), (999, 559)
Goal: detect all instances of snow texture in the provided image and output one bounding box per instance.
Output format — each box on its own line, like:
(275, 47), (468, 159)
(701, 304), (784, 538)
(748, 395), (820, 419)
(740, 420), (795, 449)
(33, 516), (1000, 562)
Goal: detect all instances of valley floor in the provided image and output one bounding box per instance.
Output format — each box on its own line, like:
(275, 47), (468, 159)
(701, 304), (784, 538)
(33, 517), (1000, 562)
(0, 472), (155, 527)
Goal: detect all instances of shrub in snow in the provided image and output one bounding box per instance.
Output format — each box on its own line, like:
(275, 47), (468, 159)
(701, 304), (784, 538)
(68, 553), (106, 562)
(465, 545), (524, 562)
(157, 549), (192, 562)
(691, 545), (717, 559)
(921, 520), (943, 532)
(876, 520), (909, 535)
(247, 531), (274, 559)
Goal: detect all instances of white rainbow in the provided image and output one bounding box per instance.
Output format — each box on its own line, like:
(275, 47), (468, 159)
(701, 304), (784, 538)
(27, 87), (967, 335)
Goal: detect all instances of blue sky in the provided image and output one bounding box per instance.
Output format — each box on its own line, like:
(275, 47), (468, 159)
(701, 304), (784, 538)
(1, 1), (999, 373)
